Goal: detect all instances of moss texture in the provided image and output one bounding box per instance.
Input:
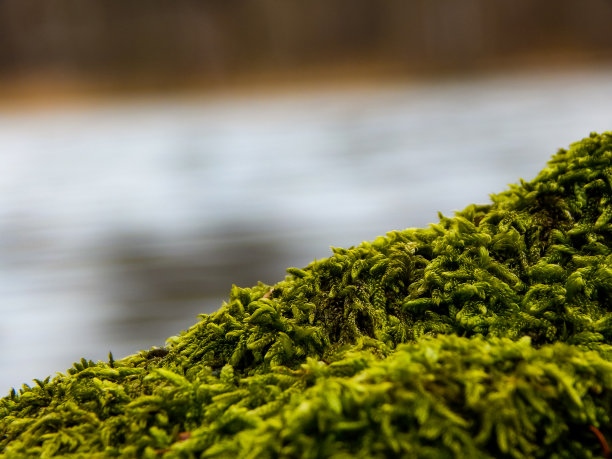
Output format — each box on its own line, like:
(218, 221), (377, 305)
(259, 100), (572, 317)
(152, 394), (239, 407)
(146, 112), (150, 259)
(2, 132), (612, 458)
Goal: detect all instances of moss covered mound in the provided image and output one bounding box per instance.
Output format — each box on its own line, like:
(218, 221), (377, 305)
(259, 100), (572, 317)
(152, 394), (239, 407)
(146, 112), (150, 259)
(2, 132), (612, 458)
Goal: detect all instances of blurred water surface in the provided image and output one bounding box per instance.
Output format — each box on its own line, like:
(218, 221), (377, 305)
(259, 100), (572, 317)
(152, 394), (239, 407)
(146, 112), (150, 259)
(1, 68), (612, 391)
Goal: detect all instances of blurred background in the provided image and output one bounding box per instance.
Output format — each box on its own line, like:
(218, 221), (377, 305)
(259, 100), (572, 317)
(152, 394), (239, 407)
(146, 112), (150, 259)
(1, 0), (612, 391)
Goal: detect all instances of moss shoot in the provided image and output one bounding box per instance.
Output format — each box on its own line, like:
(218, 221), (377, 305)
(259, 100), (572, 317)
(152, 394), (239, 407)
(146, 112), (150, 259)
(3, 132), (612, 458)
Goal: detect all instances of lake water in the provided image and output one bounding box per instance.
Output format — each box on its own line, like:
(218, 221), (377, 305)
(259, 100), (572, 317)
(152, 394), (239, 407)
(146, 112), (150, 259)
(1, 68), (612, 391)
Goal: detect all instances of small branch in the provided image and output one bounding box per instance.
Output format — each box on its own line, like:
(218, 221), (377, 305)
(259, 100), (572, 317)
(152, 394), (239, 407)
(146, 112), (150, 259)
(589, 425), (611, 459)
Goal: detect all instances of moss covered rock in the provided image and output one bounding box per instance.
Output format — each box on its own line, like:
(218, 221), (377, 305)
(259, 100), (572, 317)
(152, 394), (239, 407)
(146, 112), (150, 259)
(3, 132), (612, 458)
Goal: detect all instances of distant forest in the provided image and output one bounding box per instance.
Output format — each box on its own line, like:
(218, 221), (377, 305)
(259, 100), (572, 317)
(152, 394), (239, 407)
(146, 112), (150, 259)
(1, 0), (612, 86)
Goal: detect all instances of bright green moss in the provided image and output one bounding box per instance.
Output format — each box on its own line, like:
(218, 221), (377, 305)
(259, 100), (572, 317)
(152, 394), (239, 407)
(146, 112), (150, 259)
(2, 132), (612, 457)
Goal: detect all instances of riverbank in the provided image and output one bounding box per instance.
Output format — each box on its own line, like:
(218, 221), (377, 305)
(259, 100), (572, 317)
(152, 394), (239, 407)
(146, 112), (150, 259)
(1, 51), (611, 110)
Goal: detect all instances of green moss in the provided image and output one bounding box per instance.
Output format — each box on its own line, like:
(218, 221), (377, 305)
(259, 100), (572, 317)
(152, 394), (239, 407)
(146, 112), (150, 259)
(3, 132), (612, 457)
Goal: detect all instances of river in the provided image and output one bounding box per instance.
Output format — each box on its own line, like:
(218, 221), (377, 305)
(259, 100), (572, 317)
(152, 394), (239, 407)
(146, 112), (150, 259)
(1, 67), (611, 391)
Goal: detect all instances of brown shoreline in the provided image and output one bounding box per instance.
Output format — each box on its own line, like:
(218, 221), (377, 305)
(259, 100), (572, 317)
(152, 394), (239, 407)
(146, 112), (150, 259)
(1, 51), (611, 111)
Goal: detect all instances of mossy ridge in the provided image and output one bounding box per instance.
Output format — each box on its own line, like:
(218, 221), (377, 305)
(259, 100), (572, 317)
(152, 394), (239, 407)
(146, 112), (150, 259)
(3, 337), (612, 458)
(167, 132), (612, 376)
(2, 132), (612, 457)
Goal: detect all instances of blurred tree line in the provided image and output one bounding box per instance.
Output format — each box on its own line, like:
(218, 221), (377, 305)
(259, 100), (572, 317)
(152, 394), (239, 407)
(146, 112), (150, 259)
(1, 0), (612, 88)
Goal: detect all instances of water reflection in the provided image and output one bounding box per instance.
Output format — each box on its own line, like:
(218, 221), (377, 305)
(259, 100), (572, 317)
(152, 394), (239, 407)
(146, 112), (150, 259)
(102, 223), (294, 340)
(1, 69), (612, 391)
